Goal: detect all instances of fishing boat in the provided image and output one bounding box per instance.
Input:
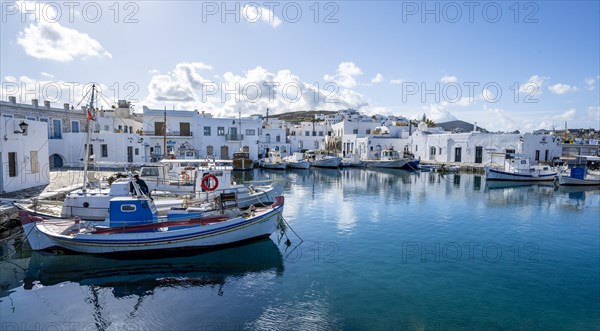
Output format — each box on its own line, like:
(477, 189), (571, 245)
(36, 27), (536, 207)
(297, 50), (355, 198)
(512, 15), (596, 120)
(557, 155), (600, 186)
(285, 152), (311, 169)
(365, 148), (420, 170)
(484, 153), (558, 181)
(232, 151), (254, 171)
(340, 154), (366, 168)
(259, 151), (287, 170)
(304, 150), (341, 168)
(18, 192), (285, 254)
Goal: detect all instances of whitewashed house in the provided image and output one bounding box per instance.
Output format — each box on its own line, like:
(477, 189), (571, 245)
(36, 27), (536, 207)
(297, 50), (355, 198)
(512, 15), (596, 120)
(1, 97), (145, 169)
(141, 107), (279, 160)
(0, 116), (49, 193)
(287, 121), (330, 153)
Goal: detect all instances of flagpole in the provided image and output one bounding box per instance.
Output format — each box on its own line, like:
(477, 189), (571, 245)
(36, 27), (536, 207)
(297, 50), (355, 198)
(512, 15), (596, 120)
(82, 84), (95, 193)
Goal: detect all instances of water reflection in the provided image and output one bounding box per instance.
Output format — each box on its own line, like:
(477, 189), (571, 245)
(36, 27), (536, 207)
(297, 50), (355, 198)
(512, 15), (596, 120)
(23, 239), (283, 294)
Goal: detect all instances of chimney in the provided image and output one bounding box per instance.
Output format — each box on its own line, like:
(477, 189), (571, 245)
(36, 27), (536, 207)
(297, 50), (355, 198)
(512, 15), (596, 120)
(44, 100), (51, 108)
(32, 99), (39, 107)
(64, 103), (70, 110)
(8, 96), (16, 104)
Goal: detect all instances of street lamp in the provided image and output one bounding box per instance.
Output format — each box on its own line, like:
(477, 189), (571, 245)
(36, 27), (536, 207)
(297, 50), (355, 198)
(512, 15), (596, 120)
(15, 121), (29, 134)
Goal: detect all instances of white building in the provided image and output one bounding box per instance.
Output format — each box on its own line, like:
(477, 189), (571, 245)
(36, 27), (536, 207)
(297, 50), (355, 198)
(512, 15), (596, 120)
(141, 107), (289, 160)
(1, 97), (145, 169)
(0, 116), (49, 193)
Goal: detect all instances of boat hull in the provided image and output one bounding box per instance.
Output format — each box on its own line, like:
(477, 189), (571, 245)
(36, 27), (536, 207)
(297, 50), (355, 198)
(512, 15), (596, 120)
(260, 163), (287, 170)
(232, 159), (254, 171)
(558, 175), (600, 186)
(20, 203), (284, 254)
(286, 161), (311, 169)
(485, 167), (557, 181)
(366, 159), (420, 170)
(311, 157), (341, 168)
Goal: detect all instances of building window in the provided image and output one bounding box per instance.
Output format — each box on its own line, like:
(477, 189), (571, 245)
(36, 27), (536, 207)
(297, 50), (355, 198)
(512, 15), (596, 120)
(27, 117), (36, 121)
(276, 135), (281, 142)
(135, 148), (139, 156)
(544, 150), (549, 161)
(415, 145), (418, 152)
(101, 144), (108, 157)
(51, 119), (62, 139)
(439, 147), (443, 154)
(319, 131), (324, 136)
(71, 121), (80, 133)
(217, 127), (225, 135)
(129, 126), (133, 134)
(8, 152), (17, 177)
(204, 126), (211, 136)
(124, 126), (128, 133)
(430, 147), (436, 155)
(206, 145), (214, 155)
(30, 151), (39, 173)
(245, 129), (256, 136)
(366, 129), (371, 134)
(118, 125), (122, 132)
(104, 125), (109, 131)
(535, 150), (540, 161)
(353, 129), (358, 134)
(305, 131), (310, 136)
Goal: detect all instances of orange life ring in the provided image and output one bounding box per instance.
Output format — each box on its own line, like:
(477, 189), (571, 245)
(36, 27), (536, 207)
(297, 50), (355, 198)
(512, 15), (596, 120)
(201, 174), (218, 191)
(181, 172), (191, 181)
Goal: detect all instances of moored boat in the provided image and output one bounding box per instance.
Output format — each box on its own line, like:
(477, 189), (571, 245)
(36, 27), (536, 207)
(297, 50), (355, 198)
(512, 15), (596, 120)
(19, 194), (285, 254)
(285, 152), (311, 169)
(259, 151), (287, 170)
(484, 154), (557, 181)
(365, 148), (420, 170)
(557, 155), (600, 186)
(304, 150), (341, 168)
(232, 151), (254, 171)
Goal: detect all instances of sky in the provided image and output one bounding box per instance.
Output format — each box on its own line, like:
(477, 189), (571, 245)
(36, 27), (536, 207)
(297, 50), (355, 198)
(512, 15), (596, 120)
(1, 0), (599, 132)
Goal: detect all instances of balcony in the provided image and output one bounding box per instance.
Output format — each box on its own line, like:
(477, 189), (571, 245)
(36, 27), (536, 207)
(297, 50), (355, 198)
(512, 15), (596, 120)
(226, 134), (244, 141)
(142, 131), (193, 137)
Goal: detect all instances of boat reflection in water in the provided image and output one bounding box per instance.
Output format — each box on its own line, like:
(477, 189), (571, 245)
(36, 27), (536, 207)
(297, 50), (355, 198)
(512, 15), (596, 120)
(24, 239), (284, 296)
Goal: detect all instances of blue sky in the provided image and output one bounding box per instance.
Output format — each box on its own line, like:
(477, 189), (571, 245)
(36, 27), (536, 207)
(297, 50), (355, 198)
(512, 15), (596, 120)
(1, 1), (599, 132)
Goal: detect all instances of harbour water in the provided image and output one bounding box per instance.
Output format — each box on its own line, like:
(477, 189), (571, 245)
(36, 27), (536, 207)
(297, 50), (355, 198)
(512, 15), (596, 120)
(1, 169), (599, 330)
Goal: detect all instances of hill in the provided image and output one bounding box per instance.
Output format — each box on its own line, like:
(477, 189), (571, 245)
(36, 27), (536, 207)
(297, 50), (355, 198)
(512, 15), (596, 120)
(437, 120), (488, 133)
(269, 110), (337, 123)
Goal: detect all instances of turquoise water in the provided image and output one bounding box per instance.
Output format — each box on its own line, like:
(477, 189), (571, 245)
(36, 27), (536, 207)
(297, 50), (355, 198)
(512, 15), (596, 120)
(1, 169), (599, 330)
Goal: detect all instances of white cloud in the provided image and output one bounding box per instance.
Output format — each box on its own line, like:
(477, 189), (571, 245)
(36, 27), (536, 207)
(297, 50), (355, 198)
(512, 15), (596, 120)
(584, 76), (599, 91)
(15, 1), (111, 62)
(548, 83), (577, 94)
(241, 4), (282, 27)
(142, 62), (370, 117)
(440, 75), (457, 83)
(324, 62), (363, 89)
(0, 75), (112, 107)
(389, 79), (403, 84)
(537, 109), (577, 129)
(519, 75), (548, 97)
(40, 72), (54, 78)
(371, 73), (384, 84)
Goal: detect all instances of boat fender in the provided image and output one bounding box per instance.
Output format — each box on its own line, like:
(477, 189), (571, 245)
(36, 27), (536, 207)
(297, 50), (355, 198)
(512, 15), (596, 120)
(201, 174), (219, 191)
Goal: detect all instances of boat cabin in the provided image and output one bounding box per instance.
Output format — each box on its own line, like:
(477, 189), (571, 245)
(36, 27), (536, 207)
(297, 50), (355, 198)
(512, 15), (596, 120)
(109, 196), (158, 227)
(380, 149), (400, 161)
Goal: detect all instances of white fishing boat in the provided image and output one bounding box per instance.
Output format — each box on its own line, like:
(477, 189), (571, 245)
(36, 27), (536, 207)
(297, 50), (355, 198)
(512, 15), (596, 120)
(304, 150), (341, 168)
(365, 148), (420, 170)
(340, 154), (366, 168)
(285, 152), (311, 169)
(18, 193), (285, 254)
(484, 153), (558, 181)
(557, 155), (600, 186)
(259, 151), (287, 170)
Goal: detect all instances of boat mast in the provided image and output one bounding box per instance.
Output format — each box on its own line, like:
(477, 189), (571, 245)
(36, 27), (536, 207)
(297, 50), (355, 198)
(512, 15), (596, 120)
(239, 110), (242, 152)
(82, 84), (95, 193)
(163, 106), (167, 159)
